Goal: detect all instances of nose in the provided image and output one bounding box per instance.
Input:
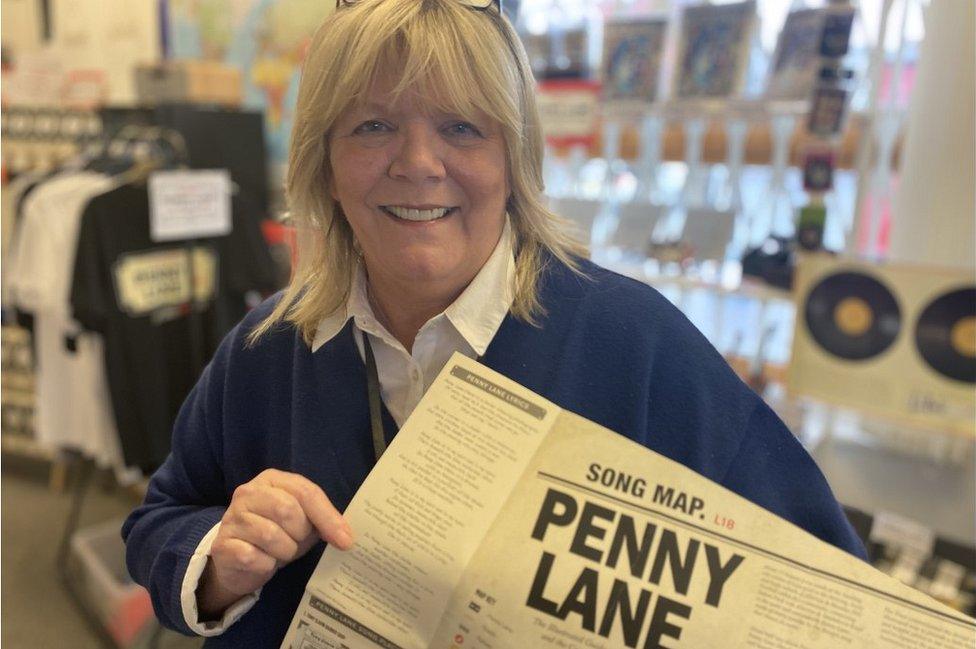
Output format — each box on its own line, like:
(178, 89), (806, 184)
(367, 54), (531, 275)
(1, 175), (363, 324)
(387, 123), (446, 184)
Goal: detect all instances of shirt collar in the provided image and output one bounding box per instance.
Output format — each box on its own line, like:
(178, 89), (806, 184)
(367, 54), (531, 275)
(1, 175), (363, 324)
(311, 217), (515, 354)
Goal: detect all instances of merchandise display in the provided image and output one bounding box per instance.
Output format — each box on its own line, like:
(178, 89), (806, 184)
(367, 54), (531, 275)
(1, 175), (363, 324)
(819, 8), (856, 58)
(803, 269), (901, 360)
(601, 18), (667, 106)
(845, 506), (976, 617)
(790, 255), (976, 435)
(765, 7), (829, 102)
(677, 206), (736, 263)
(604, 202), (665, 261)
(134, 61), (243, 108)
(741, 236), (796, 291)
(535, 80), (601, 149)
(70, 183), (279, 471)
(674, 1), (755, 100)
(7, 171), (123, 468)
(802, 149), (835, 192)
(1, 112), (282, 474)
(546, 196), (600, 243)
(914, 288), (976, 384)
(808, 66), (855, 138)
(797, 204), (827, 252)
(0, 325), (34, 440)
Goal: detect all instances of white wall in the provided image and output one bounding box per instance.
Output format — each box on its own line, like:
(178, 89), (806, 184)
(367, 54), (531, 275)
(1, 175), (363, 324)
(1, 0), (160, 105)
(889, 0), (975, 270)
(1, 0), (44, 54)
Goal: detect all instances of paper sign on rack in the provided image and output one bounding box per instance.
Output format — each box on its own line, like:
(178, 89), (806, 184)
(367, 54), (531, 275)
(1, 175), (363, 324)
(148, 169), (232, 242)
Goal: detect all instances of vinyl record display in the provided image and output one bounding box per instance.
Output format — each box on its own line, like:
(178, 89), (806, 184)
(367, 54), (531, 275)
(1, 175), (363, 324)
(805, 271), (901, 361)
(791, 256), (975, 434)
(914, 287), (976, 384)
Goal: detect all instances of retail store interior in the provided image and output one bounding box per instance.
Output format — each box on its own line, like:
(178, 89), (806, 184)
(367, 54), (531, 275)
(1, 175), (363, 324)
(1, 0), (973, 647)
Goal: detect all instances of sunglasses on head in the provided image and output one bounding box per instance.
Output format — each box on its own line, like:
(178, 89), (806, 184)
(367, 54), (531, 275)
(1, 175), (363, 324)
(334, 0), (523, 87)
(336, 0), (502, 11)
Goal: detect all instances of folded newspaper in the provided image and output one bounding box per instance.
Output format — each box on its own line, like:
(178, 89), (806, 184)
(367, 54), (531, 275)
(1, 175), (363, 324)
(282, 354), (976, 648)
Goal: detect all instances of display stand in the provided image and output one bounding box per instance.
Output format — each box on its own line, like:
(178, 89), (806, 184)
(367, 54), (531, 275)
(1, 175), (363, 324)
(591, 119), (623, 250)
(720, 102), (761, 262)
(860, 109), (902, 259)
(566, 144), (588, 199)
(650, 110), (704, 245)
(859, 0), (911, 258)
(599, 119), (622, 203)
(848, 0), (896, 255)
(633, 110), (665, 204)
(677, 115), (707, 211)
(718, 116), (747, 214)
(541, 143), (556, 197)
(750, 110), (796, 245)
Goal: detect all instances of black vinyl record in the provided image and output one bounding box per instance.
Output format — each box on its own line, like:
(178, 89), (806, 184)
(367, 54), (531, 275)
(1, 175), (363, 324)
(914, 287), (976, 384)
(805, 271), (901, 361)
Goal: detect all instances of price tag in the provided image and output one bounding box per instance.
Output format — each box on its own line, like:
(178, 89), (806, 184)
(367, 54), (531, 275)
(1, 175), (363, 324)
(536, 80), (601, 149)
(149, 169), (232, 242)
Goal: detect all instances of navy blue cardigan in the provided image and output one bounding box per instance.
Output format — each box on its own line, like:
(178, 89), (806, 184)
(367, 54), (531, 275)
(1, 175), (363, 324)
(123, 258), (865, 647)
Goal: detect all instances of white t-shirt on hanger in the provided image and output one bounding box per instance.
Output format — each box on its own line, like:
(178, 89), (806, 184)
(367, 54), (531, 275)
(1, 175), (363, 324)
(10, 170), (129, 473)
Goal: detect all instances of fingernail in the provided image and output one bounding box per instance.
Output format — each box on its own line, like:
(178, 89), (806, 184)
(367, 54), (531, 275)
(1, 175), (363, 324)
(334, 528), (354, 550)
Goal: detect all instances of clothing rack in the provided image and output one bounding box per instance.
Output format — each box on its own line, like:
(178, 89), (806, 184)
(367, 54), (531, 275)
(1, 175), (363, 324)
(2, 103), (275, 648)
(42, 121), (194, 649)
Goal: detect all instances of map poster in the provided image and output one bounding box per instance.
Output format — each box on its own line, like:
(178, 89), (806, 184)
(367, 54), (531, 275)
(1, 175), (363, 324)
(166, 0), (334, 184)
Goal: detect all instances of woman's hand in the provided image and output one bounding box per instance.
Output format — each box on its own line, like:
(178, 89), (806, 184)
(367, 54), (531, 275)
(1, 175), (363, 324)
(197, 469), (354, 618)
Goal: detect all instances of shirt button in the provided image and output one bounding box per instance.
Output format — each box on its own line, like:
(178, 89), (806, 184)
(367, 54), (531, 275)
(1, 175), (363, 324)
(412, 368), (420, 380)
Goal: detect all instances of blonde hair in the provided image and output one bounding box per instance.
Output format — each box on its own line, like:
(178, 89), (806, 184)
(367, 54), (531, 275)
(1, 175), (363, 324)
(250, 0), (586, 345)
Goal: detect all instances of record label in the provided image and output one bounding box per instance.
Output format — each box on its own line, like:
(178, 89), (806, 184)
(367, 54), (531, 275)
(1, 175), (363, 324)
(835, 297), (873, 336)
(805, 271), (901, 361)
(914, 288), (976, 384)
(951, 317), (975, 358)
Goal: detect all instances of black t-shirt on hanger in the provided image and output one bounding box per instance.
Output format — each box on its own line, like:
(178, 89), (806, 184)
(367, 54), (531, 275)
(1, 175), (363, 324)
(70, 182), (280, 472)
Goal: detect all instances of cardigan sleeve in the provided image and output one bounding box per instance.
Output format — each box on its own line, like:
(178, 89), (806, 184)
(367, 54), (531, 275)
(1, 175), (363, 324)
(121, 327), (237, 636)
(718, 399), (868, 560)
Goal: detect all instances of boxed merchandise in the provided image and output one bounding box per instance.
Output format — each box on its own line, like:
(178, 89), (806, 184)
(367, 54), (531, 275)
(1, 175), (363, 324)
(67, 519), (154, 647)
(134, 61), (242, 107)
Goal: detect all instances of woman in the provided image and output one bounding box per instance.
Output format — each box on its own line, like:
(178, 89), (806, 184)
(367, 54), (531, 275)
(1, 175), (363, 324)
(123, 0), (865, 645)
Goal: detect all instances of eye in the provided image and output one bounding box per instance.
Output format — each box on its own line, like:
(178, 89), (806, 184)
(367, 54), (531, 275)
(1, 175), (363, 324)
(352, 120), (392, 135)
(443, 121), (483, 138)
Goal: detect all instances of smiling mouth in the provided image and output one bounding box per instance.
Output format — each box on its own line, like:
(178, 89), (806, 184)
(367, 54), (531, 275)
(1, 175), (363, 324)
(381, 205), (457, 222)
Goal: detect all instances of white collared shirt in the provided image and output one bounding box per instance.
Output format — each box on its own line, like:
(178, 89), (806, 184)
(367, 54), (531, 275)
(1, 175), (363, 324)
(312, 217), (515, 426)
(181, 218), (516, 635)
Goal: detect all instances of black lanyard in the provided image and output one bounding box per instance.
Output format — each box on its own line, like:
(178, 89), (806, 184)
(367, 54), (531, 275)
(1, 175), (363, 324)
(362, 330), (481, 462)
(362, 331), (392, 462)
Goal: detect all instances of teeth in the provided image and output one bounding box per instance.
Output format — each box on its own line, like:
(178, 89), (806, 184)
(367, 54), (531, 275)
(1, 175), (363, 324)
(384, 206), (451, 221)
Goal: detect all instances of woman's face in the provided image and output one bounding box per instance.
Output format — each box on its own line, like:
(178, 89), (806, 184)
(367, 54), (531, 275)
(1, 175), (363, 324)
(329, 76), (510, 298)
